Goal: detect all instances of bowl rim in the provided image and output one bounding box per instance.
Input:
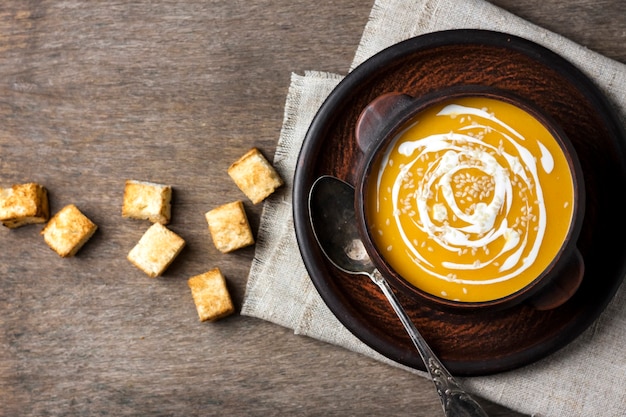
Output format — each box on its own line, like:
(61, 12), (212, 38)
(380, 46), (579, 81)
(353, 85), (587, 311)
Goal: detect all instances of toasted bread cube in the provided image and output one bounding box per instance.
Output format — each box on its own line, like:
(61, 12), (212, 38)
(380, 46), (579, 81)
(122, 180), (172, 224)
(188, 268), (235, 322)
(205, 201), (254, 253)
(0, 183), (49, 228)
(41, 204), (98, 257)
(228, 148), (284, 204)
(127, 222), (185, 277)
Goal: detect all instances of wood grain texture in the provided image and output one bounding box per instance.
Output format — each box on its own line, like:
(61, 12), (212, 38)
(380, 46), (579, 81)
(0, 1), (623, 416)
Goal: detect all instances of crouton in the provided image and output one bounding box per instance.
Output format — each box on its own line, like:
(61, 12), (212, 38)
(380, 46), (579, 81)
(188, 268), (234, 322)
(205, 201), (254, 253)
(0, 183), (49, 228)
(41, 204), (98, 257)
(227, 148), (283, 204)
(127, 222), (185, 277)
(122, 180), (172, 224)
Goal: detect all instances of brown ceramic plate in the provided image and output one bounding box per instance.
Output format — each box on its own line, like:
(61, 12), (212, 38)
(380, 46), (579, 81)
(293, 29), (626, 376)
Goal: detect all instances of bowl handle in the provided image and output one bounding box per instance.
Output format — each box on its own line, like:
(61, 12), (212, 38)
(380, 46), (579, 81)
(355, 92), (414, 153)
(528, 248), (585, 310)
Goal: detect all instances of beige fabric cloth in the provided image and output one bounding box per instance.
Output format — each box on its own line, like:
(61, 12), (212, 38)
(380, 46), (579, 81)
(241, 0), (626, 415)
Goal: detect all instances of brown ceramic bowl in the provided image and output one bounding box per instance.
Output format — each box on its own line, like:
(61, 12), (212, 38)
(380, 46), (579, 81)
(354, 86), (586, 312)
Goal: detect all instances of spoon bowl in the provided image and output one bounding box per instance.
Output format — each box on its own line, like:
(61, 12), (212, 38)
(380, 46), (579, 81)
(308, 174), (375, 275)
(308, 175), (489, 417)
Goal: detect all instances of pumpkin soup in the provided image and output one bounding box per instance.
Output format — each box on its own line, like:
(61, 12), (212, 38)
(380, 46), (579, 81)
(365, 96), (576, 302)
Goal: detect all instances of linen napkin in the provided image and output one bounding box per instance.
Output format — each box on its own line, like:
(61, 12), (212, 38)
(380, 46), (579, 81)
(242, 0), (626, 415)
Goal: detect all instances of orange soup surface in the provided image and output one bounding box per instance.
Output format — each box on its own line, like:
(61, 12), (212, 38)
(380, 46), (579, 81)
(366, 96), (575, 302)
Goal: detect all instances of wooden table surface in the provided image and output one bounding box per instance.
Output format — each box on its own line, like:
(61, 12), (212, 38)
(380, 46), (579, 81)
(1, 1), (623, 416)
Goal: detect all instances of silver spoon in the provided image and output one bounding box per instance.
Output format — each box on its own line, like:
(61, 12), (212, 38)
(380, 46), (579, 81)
(308, 175), (489, 417)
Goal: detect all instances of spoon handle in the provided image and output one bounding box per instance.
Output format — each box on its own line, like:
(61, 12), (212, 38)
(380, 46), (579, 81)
(371, 269), (489, 417)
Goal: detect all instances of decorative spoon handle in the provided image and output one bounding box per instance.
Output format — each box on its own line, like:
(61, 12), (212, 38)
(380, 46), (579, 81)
(370, 268), (489, 417)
